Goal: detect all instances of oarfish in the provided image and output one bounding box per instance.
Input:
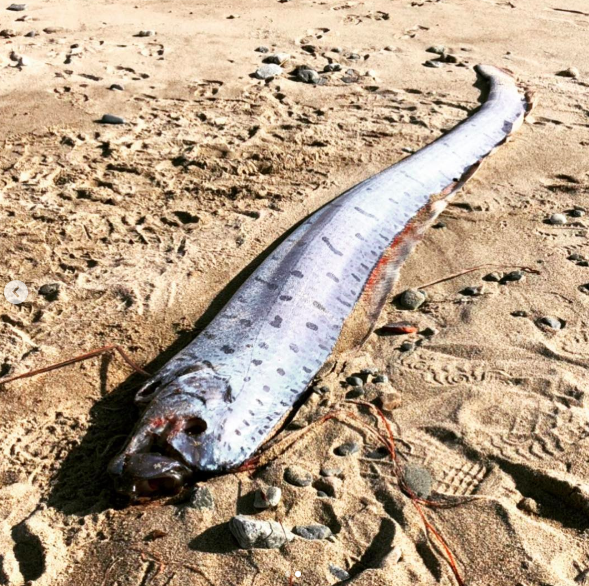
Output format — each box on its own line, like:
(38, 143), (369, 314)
(109, 65), (529, 498)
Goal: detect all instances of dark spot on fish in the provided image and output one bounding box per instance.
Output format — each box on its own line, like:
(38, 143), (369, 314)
(255, 276), (278, 290)
(351, 273), (361, 281)
(379, 234), (389, 241)
(290, 388), (298, 394)
(203, 331), (216, 340)
(355, 233), (366, 241)
(252, 359), (263, 366)
(360, 263), (369, 270)
(270, 315), (283, 328)
(303, 366), (312, 373)
(337, 297), (352, 308)
(243, 420), (250, 427)
(277, 368), (285, 376)
(290, 343), (299, 353)
(322, 236), (343, 256)
(327, 272), (340, 283)
(319, 344), (329, 351)
(221, 345), (235, 354)
(263, 385), (271, 392)
(280, 401), (289, 407)
(235, 429), (242, 436)
(306, 322), (318, 331)
(355, 206), (377, 219)
(280, 295), (293, 301)
(313, 301), (326, 312)
(370, 250), (378, 256)
(237, 296), (247, 303)
(291, 270), (304, 278)
(240, 318), (252, 327)
(243, 376), (251, 382)
(249, 410), (255, 416)
(256, 398), (264, 405)
(259, 342), (269, 349)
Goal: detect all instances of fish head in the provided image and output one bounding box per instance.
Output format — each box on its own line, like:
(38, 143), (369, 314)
(108, 362), (235, 499)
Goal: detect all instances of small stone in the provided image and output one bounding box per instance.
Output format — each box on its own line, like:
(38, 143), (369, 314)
(254, 486), (282, 509)
(403, 464), (432, 498)
(433, 221), (446, 229)
(548, 213), (567, 225)
(293, 524), (332, 540)
(484, 272), (502, 282)
(188, 486), (214, 510)
(316, 491), (328, 498)
(296, 68), (320, 84)
(399, 341), (414, 352)
(323, 63), (342, 72)
(109, 83), (124, 91)
(557, 67), (579, 79)
(580, 284), (589, 295)
(398, 288), (427, 310)
(284, 465), (312, 487)
(360, 367), (378, 376)
(347, 52), (360, 60)
(320, 466), (342, 478)
(443, 53), (459, 63)
(329, 565), (350, 581)
(0, 29), (17, 37)
(461, 286), (481, 296)
(332, 47), (343, 53)
(346, 376), (363, 387)
(136, 29), (155, 37)
(568, 253), (585, 262)
(373, 374), (388, 384)
(317, 385), (330, 394)
(570, 208), (585, 218)
(518, 497), (539, 514)
(24, 30), (36, 37)
(424, 60), (442, 68)
(426, 45), (445, 55)
(254, 63), (283, 80)
(100, 114), (125, 125)
(503, 270), (524, 282)
(346, 387), (364, 399)
(420, 327), (438, 337)
(511, 310), (527, 317)
(538, 316), (563, 330)
(255, 46), (269, 53)
(266, 52), (290, 65)
(374, 392), (402, 411)
(7, 3), (26, 10)
(384, 45), (396, 51)
(335, 441), (359, 457)
(38, 283), (60, 302)
(43, 26), (65, 34)
(229, 515), (294, 549)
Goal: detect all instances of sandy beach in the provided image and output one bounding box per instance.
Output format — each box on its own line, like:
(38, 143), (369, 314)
(1, 0), (588, 584)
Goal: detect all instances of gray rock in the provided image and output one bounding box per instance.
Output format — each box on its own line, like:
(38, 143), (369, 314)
(373, 374), (388, 384)
(346, 376), (363, 387)
(316, 490), (328, 498)
(426, 45), (445, 55)
(332, 47), (343, 53)
(511, 310), (527, 317)
(229, 515), (294, 549)
(43, 26), (65, 34)
(557, 67), (579, 79)
(255, 46), (269, 53)
(38, 283), (60, 301)
(296, 68), (320, 84)
(254, 486), (282, 509)
(538, 316), (562, 330)
(0, 29), (17, 37)
(24, 30), (36, 37)
(503, 270), (524, 282)
(484, 272), (502, 282)
(570, 208), (585, 218)
(320, 466), (342, 478)
(424, 59), (442, 68)
(398, 288), (427, 310)
(7, 3), (26, 11)
(329, 565), (350, 581)
(323, 63), (342, 72)
(548, 213), (567, 225)
(100, 114), (125, 125)
(188, 486), (214, 510)
(137, 29), (155, 37)
(443, 53), (459, 63)
(360, 367), (378, 376)
(267, 52), (290, 65)
(461, 286), (481, 296)
(254, 63), (283, 80)
(420, 327), (438, 337)
(399, 341), (414, 352)
(284, 465), (312, 487)
(293, 524), (332, 540)
(569, 253), (585, 262)
(109, 83), (124, 91)
(403, 464), (432, 498)
(335, 441), (359, 457)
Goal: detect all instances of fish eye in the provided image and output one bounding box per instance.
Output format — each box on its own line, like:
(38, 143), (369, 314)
(185, 417), (207, 437)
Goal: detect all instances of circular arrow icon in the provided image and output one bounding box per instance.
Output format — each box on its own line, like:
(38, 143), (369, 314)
(4, 280), (29, 305)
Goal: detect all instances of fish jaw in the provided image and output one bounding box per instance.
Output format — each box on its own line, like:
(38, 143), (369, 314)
(108, 366), (239, 498)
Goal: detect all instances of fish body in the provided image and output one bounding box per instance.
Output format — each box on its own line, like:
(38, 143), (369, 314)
(110, 65), (528, 497)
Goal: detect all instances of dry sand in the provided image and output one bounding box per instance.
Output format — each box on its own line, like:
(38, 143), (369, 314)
(1, 0), (589, 584)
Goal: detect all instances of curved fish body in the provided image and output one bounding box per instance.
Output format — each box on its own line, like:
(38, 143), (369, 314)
(110, 65), (528, 497)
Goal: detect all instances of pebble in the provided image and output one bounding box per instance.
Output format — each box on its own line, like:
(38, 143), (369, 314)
(360, 367), (378, 376)
(443, 54), (459, 63)
(332, 47), (343, 53)
(484, 272), (502, 282)
(548, 213), (567, 225)
(266, 52), (290, 65)
(255, 46), (269, 53)
(43, 26), (65, 34)
(518, 497), (539, 514)
(254, 63), (283, 80)
(334, 441), (359, 456)
(109, 83), (124, 91)
(347, 376), (363, 387)
(503, 270), (524, 282)
(137, 29), (155, 37)
(229, 515), (294, 549)
(461, 286), (481, 296)
(426, 45), (445, 55)
(399, 341), (414, 352)
(320, 466), (342, 478)
(373, 374), (388, 384)
(329, 565), (350, 581)
(511, 310), (527, 317)
(420, 327), (438, 337)
(38, 283), (60, 301)
(284, 465), (313, 487)
(570, 208), (585, 218)
(293, 524), (332, 540)
(398, 288), (427, 310)
(557, 67), (579, 79)
(384, 45), (396, 51)
(323, 63), (342, 72)
(316, 490), (328, 498)
(403, 464), (432, 498)
(424, 60), (443, 68)
(538, 316), (562, 330)
(100, 114), (125, 125)
(317, 385), (330, 394)
(188, 486), (214, 510)
(579, 284), (589, 295)
(0, 29), (17, 37)
(568, 253), (585, 262)
(296, 68), (320, 84)
(433, 221), (446, 229)
(347, 52), (360, 60)
(24, 30), (36, 37)
(254, 486), (282, 509)
(7, 3), (26, 10)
